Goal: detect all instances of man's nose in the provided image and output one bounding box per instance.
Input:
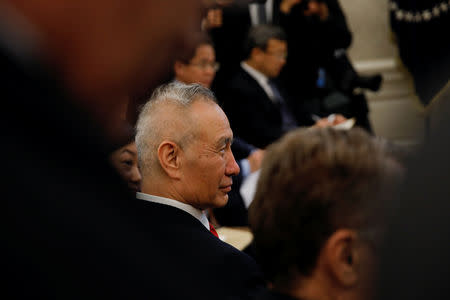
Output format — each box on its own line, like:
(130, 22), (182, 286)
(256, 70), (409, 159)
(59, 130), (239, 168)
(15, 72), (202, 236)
(225, 151), (240, 177)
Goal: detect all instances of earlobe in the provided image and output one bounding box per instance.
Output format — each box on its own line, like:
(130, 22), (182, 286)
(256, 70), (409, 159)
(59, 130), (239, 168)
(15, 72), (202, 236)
(324, 229), (359, 288)
(158, 141), (182, 179)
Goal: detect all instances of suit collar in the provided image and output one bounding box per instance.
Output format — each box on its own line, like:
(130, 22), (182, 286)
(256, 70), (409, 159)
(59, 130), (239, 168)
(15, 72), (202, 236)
(136, 192), (210, 230)
(241, 61), (277, 101)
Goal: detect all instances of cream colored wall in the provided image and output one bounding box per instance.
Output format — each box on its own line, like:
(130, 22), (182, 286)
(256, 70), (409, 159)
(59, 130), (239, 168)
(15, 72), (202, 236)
(339, 0), (425, 144)
(340, 0), (397, 61)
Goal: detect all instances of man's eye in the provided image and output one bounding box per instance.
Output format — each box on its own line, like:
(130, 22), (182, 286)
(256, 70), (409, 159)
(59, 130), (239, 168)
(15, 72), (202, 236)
(122, 160), (133, 166)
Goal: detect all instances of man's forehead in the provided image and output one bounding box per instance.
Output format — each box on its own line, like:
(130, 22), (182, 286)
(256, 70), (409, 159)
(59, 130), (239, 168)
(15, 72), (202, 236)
(188, 101), (232, 138)
(267, 38), (287, 49)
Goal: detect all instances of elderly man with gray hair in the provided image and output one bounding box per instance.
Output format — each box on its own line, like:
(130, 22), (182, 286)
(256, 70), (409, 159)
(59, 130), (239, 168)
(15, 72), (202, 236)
(133, 82), (265, 299)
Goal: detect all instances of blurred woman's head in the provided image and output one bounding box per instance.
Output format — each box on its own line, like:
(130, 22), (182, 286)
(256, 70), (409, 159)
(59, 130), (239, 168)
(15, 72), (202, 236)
(110, 122), (142, 192)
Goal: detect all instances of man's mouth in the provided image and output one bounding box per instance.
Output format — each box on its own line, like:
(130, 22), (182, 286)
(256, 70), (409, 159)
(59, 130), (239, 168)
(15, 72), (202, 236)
(219, 185), (232, 192)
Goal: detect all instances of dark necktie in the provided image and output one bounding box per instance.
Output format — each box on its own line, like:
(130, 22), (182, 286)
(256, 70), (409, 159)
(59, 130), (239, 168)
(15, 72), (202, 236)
(209, 223), (219, 238)
(267, 79), (298, 131)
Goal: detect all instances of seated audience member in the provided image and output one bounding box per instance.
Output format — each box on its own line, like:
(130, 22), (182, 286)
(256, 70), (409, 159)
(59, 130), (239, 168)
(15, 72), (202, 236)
(278, 0), (377, 132)
(173, 33), (265, 225)
(248, 128), (402, 300)
(222, 24), (343, 149)
(110, 138), (141, 192)
(134, 82), (265, 299)
(204, 0), (279, 97)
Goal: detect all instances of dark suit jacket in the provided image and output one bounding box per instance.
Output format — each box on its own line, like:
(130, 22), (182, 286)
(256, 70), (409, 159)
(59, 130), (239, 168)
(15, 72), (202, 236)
(222, 67), (313, 149)
(278, 0), (352, 100)
(1, 41), (264, 299)
(232, 137), (256, 160)
(134, 200), (266, 298)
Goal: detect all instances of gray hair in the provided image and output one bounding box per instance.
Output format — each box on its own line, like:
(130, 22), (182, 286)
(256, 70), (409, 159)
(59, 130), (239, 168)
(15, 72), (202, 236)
(244, 24), (286, 59)
(135, 82), (217, 176)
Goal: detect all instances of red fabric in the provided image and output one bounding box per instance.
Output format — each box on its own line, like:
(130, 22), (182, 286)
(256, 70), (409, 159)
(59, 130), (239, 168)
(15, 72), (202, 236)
(209, 223), (219, 238)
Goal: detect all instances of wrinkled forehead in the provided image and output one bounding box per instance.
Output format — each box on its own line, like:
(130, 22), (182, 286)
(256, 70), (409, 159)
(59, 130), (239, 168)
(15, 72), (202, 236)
(187, 99), (232, 139)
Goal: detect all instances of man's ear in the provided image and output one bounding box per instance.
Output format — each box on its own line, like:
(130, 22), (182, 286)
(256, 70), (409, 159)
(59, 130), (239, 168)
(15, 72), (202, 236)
(322, 229), (359, 288)
(157, 141), (182, 179)
(251, 47), (264, 61)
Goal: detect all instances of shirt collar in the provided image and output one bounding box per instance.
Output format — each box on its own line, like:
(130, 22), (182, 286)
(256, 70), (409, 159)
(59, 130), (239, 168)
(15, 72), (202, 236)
(136, 192), (210, 230)
(241, 61), (276, 101)
(241, 61), (269, 85)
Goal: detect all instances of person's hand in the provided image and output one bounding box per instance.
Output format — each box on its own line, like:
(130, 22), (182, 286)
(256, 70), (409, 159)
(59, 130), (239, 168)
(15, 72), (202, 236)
(313, 117), (331, 128)
(202, 8), (223, 30)
(247, 149), (265, 173)
(313, 114), (347, 128)
(280, 0), (302, 14)
(331, 114), (347, 125)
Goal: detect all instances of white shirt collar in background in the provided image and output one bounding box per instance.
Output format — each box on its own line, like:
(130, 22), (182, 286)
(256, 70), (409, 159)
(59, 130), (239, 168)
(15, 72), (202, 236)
(136, 192), (210, 230)
(249, 0), (274, 25)
(241, 61), (276, 101)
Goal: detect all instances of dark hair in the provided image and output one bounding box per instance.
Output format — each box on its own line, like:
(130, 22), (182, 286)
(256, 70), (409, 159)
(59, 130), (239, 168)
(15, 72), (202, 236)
(111, 121), (135, 151)
(176, 32), (214, 63)
(248, 128), (402, 289)
(243, 25), (287, 59)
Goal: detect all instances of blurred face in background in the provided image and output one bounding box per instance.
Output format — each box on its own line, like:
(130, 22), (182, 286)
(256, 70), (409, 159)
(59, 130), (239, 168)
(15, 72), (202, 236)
(174, 44), (218, 88)
(110, 142), (142, 192)
(260, 38), (287, 78)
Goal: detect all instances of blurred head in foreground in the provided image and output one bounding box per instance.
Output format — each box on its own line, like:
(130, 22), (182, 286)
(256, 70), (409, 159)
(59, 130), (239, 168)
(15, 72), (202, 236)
(3, 0), (204, 139)
(249, 127), (403, 300)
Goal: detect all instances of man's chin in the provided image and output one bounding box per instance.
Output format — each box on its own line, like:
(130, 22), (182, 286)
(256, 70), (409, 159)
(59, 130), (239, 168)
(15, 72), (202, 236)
(213, 194), (229, 208)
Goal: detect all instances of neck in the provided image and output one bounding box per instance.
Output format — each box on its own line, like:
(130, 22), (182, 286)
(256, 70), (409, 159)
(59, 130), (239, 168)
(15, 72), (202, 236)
(244, 59), (260, 72)
(141, 176), (190, 206)
(281, 272), (338, 300)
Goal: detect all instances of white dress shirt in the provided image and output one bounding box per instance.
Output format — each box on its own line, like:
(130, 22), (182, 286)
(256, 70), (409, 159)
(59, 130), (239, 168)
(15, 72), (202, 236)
(241, 61), (276, 102)
(249, 0), (274, 25)
(136, 192), (210, 230)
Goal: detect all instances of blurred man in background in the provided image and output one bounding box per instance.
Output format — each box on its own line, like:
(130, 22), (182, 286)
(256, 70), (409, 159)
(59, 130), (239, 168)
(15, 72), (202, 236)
(222, 25), (344, 149)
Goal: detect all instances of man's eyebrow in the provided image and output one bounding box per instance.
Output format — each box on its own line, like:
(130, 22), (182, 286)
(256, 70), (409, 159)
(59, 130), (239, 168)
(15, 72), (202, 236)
(216, 136), (233, 148)
(121, 149), (137, 156)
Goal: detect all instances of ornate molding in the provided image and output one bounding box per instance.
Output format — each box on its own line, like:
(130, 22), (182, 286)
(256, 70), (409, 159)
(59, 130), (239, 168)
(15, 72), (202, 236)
(389, 0), (449, 23)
